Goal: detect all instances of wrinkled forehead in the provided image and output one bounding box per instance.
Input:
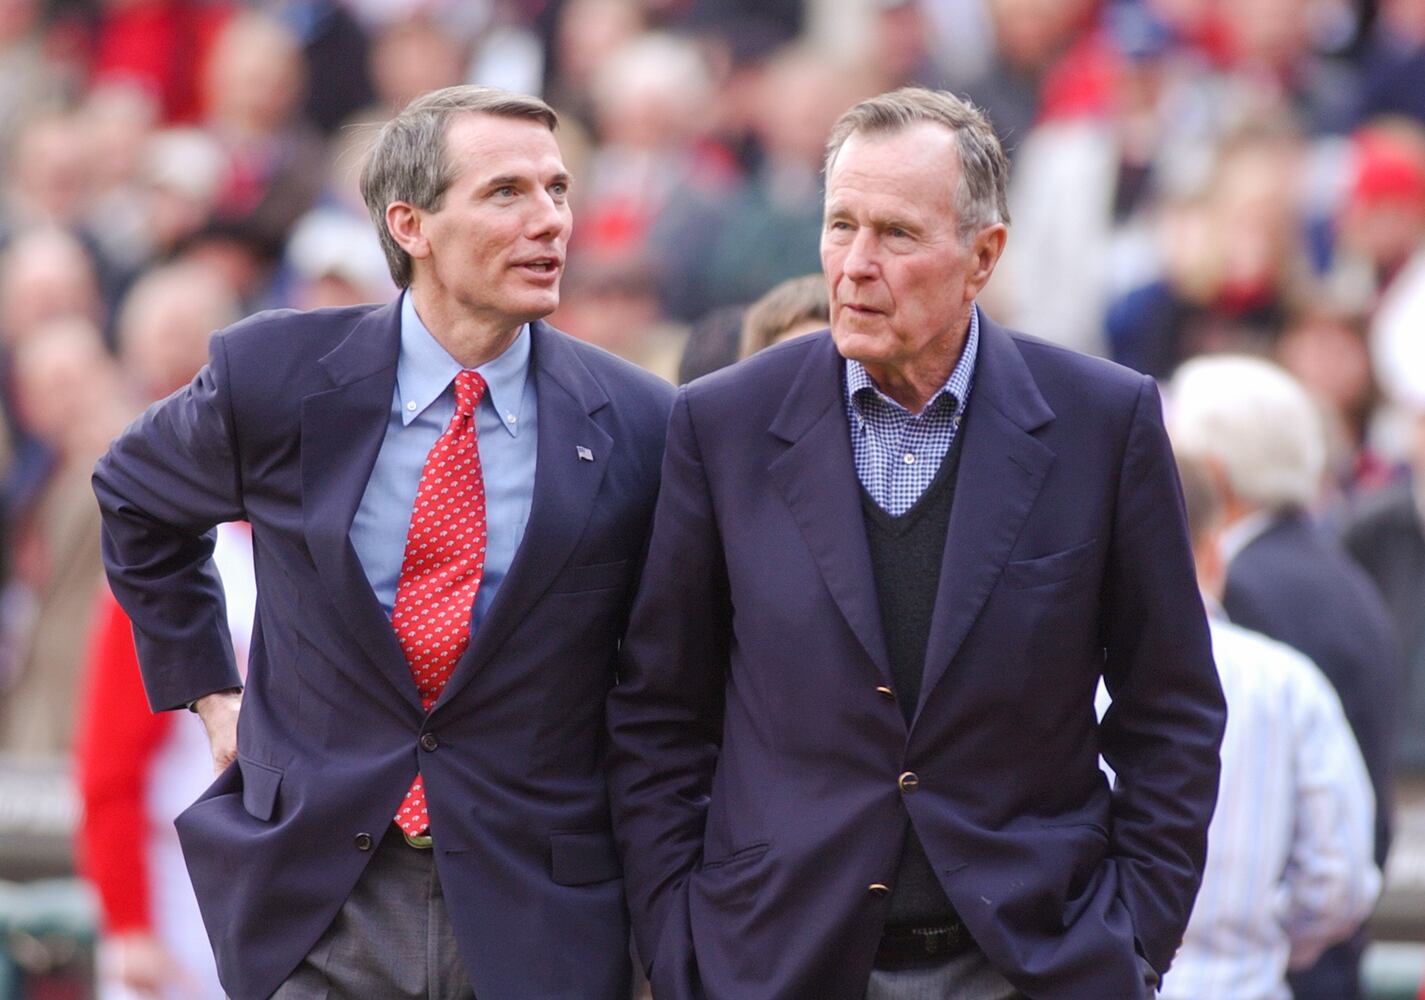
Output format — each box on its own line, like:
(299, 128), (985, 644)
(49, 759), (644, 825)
(824, 123), (962, 212)
(826, 121), (961, 186)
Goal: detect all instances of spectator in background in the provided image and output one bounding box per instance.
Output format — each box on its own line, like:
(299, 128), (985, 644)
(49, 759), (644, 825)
(1206, 0), (1359, 135)
(1353, 121), (1425, 457)
(995, 1), (1188, 356)
(77, 83), (162, 301)
(544, 0), (647, 132)
(136, 127), (228, 264)
(1134, 453), (1380, 1000)
(960, 0), (1099, 153)
(1328, 121), (1425, 315)
(1170, 354), (1399, 1000)
(0, 0), (70, 160)
(76, 260), (248, 1000)
(279, 0), (377, 134)
(582, 29), (737, 324)
(0, 227), (104, 537)
(675, 302), (745, 383)
(737, 271), (827, 359)
(201, 11), (326, 262)
(1275, 303), (1389, 500)
(112, 259), (239, 402)
(0, 318), (129, 757)
(283, 210), (395, 310)
(1108, 121), (1307, 378)
(362, 14), (467, 122)
(653, 44), (868, 318)
(0, 110), (91, 243)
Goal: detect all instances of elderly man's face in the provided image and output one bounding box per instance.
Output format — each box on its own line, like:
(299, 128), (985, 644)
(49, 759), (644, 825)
(821, 122), (1003, 409)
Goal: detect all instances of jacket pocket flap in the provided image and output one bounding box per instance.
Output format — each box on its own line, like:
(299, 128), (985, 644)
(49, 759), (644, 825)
(239, 756), (283, 821)
(549, 831), (622, 885)
(1004, 537), (1099, 589)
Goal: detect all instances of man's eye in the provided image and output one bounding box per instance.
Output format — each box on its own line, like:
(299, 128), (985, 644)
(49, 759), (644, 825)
(550, 182), (568, 197)
(495, 186), (517, 197)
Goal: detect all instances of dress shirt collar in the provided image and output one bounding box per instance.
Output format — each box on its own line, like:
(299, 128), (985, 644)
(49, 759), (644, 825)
(845, 303), (979, 419)
(397, 291), (530, 436)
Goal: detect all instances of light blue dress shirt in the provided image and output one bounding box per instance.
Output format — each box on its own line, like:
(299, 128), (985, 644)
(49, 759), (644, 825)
(350, 293), (538, 627)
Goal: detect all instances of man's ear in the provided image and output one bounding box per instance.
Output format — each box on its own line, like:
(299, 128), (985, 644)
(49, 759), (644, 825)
(385, 201), (430, 262)
(966, 223), (1008, 300)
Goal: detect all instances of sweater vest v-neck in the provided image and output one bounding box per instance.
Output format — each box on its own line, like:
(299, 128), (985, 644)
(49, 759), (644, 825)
(860, 417), (966, 926)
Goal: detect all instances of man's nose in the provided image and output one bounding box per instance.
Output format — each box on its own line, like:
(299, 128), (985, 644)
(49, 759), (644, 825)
(526, 190), (568, 240)
(843, 231), (879, 281)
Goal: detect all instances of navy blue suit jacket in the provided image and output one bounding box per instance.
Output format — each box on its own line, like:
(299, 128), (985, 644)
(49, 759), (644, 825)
(607, 318), (1225, 1000)
(93, 300), (675, 1000)
(1223, 512), (1400, 1000)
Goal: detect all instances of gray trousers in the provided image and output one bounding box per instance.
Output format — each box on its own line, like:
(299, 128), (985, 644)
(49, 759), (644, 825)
(268, 826), (473, 1000)
(865, 950), (1023, 1000)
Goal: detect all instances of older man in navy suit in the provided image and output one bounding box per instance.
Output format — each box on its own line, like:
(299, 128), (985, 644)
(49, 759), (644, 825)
(94, 86), (673, 1000)
(607, 88), (1225, 1000)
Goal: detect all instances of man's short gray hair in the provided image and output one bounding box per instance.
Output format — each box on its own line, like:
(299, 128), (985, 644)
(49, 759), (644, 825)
(823, 87), (1010, 242)
(1168, 355), (1327, 513)
(360, 85), (558, 288)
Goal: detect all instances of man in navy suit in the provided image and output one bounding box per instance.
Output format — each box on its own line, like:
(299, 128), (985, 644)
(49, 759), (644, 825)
(607, 88), (1225, 1000)
(94, 86), (674, 1000)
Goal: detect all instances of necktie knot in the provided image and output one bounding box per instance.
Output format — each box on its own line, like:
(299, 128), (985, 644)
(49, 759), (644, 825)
(454, 370), (487, 417)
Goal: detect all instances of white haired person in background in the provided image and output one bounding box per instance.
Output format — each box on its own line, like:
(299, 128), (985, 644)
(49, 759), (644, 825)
(1112, 451), (1380, 1000)
(1169, 354), (1400, 1000)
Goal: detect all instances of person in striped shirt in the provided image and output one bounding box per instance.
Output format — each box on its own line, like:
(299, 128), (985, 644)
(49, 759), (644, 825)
(1145, 454), (1380, 999)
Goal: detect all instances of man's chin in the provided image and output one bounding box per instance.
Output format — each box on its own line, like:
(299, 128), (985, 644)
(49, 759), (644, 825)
(830, 328), (887, 363)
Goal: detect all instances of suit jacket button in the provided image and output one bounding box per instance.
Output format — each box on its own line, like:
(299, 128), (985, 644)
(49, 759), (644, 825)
(874, 686), (896, 702)
(868, 883), (889, 897)
(354, 832), (373, 851)
(421, 733), (439, 752)
(898, 771), (920, 794)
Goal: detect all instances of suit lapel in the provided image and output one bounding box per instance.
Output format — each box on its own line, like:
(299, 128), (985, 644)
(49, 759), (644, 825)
(768, 335), (894, 685)
(914, 316), (1054, 723)
(299, 300), (423, 713)
(436, 322), (612, 706)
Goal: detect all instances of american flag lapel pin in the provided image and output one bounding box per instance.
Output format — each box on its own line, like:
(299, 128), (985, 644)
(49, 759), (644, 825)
(576, 445), (594, 462)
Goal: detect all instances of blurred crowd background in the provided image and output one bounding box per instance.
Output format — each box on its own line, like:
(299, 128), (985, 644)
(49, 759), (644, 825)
(4, 0), (1425, 995)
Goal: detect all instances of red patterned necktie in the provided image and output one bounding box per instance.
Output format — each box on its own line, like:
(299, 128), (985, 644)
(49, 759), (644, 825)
(392, 369), (488, 837)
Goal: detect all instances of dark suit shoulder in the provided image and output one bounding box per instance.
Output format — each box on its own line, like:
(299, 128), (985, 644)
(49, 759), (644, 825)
(683, 332), (827, 404)
(1008, 328), (1147, 403)
(218, 303), (385, 363)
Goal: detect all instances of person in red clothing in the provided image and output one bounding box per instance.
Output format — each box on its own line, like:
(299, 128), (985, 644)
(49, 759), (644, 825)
(73, 259), (249, 1000)
(75, 522), (253, 1000)
(90, 0), (233, 125)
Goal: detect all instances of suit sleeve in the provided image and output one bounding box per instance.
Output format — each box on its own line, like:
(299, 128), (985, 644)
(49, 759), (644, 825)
(606, 388), (731, 974)
(92, 334), (245, 712)
(1097, 375), (1226, 974)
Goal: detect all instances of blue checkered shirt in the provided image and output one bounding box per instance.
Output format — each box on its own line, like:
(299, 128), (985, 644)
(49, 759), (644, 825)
(844, 307), (979, 516)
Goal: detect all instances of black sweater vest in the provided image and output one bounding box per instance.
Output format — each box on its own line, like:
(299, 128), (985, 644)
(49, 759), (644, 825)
(860, 423), (966, 926)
